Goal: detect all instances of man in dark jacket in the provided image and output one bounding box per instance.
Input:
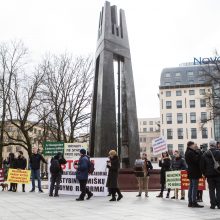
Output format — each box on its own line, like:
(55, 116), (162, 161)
(29, 146), (47, 193)
(75, 149), (93, 201)
(49, 152), (67, 197)
(16, 151), (27, 192)
(201, 140), (220, 209)
(185, 141), (203, 208)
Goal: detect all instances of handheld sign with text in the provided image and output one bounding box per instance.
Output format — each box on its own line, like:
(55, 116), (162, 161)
(43, 141), (64, 156)
(152, 136), (168, 155)
(0, 169), (4, 183)
(7, 169), (31, 184)
(64, 143), (88, 159)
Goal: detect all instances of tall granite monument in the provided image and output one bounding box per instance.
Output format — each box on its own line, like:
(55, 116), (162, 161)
(90, 1), (140, 167)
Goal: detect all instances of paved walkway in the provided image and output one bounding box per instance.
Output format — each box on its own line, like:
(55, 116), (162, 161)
(0, 185), (219, 220)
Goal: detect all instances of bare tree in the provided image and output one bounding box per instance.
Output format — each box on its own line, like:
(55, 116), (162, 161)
(5, 68), (49, 158)
(0, 41), (27, 166)
(40, 54), (93, 143)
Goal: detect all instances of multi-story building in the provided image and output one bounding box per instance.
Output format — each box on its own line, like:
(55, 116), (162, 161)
(159, 64), (214, 155)
(138, 118), (160, 162)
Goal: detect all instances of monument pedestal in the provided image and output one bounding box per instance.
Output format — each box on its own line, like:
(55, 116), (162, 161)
(118, 169), (160, 191)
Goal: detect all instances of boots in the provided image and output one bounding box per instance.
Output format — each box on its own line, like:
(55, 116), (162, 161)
(156, 192), (163, 198)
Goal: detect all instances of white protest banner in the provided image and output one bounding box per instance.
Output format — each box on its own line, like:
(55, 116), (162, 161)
(48, 157), (108, 197)
(166, 171), (181, 189)
(64, 143), (88, 159)
(152, 136), (168, 155)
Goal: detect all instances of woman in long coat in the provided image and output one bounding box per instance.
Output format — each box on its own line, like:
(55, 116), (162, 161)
(106, 150), (123, 201)
(156, 151), (171, 198)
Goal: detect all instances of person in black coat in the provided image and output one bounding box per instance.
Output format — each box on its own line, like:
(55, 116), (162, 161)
(7, 153), (17, 192)
(200, 140), (220, 209)
(49, 152), (67, 197)
(185, 141), (203, 208)
(156, 152), (171, 198)
(16, 151), (27, 192)
(106, 150), (123, 201)
(171, 150), (187, 200)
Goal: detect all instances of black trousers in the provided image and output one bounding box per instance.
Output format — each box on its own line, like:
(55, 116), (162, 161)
(207, 177), (220, 206)
(79, 179), (91, 199)
(49, 174), (61, 196)
(161, 183), (171, 194)
(110, 188), (122, 198)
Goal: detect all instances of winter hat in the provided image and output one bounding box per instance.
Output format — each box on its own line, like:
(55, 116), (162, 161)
(80, 149), (86, 155)
(209, 140), (217, 148)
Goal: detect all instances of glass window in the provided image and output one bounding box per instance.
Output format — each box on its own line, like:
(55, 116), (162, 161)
(189, 90), (195, 95)
(191, 128), (197, 139)
(143, 121), (147, 125)
(165, 82), (171, 86)
(200, 89), (205, 95)
(165, 73), (171, 78)
(176, 81), (181, 86)
(139, 137), (142, 142)
(143, 137), (146, 142)
(167, 144), (173, 155)
(166, 113), (172, 124)
(200, 99), (206, 107)
(201, 112), (207, 122)
(175, 72), (181, 77)
(176, 100), (182, 108)
(166, 91), (171, 97)
(16, 146), (21, 152)
(177, 113), (183, 124)
(187, 71), (194, 77)
(189, 80), (194, 85)
(150, 127), (154, 132)
(7, 146), (12, 153)
(178, 144), (184, 155)
(177, 128), (183, 139)
(190, 112), (196, 123)
(202, 128), (208, 139)
(176, 90), (182, 96)
(166, 101), (172, 109)
(143, 128), (147, 132)
(167, 129), (173, 139)
(190, 100), (195, 108)
(149, 121), (153, 125)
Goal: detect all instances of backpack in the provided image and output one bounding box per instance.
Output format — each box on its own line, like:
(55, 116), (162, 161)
(50, 159), (60, 174)
(87, 157), (95, 175)
(209, 150), (220, 174)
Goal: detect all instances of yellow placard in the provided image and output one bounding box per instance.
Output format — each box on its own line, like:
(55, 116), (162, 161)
(7, 169), (31, 184)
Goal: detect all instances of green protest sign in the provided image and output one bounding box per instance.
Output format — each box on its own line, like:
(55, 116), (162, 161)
(43, 142), (64, 156)
(166, 171), (181, 189)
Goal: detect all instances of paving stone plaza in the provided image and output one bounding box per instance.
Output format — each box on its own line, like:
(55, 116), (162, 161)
(0, 184), (219, 220)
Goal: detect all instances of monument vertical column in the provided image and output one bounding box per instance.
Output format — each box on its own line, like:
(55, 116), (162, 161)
(90, 1), (140, 167)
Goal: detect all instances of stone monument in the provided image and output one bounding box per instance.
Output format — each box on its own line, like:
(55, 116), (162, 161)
(90, 1), (140, 167)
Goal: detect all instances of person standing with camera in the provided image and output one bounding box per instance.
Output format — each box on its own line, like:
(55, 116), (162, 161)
(75, 149), (93, 201)
(106, 150), (123, 201)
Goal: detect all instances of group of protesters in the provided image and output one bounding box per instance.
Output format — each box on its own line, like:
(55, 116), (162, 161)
(152, 140), (220, 209)
(2, 139), (220, 209)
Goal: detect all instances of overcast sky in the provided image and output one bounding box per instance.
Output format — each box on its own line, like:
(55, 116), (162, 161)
(1, 0), (220, 118)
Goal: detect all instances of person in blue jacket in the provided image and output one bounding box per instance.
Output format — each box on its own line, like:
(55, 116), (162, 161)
(75, 149), (93, 201)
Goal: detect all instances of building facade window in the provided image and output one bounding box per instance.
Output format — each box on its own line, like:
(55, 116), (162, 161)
(191, 128), (197, 139)
(149, 121), (153, 125)
(176, 100), (182, 108)
(7, 146), (12, 153)
(175, 72), (181, 77)
(176, 90), (182, 96)
(143, 137), (146, 142)
(167, 144), (173, 155)
(143, 128), (147, 132)
(150, 127), (154, 132)
(202, 128), (208, 139)
(167, 129), (173, 139)
(200, 89), (205, 95)
(165, 82), (171, 86)
(189, 90), (195, 95)
(166, 113), (172, 124)
(187, 71), (194, 77)
(201, 112), (207, 122)
(166, 91), (171, 97)
(177, 128), (183, 139)
(139, 137), (142, 142)
(178, 144), (184, 155)
(176, 81), (181, 86)
(143, 121), (147, 125)
(200, 99), (206, 107)
(166, 101), (172, 109)
(16, 146), (21, 152)
(190, 112), (196, 123)
(177, 113), (183, 124)
(189, 100), (195, 108)
(165, 73), (171, 78)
